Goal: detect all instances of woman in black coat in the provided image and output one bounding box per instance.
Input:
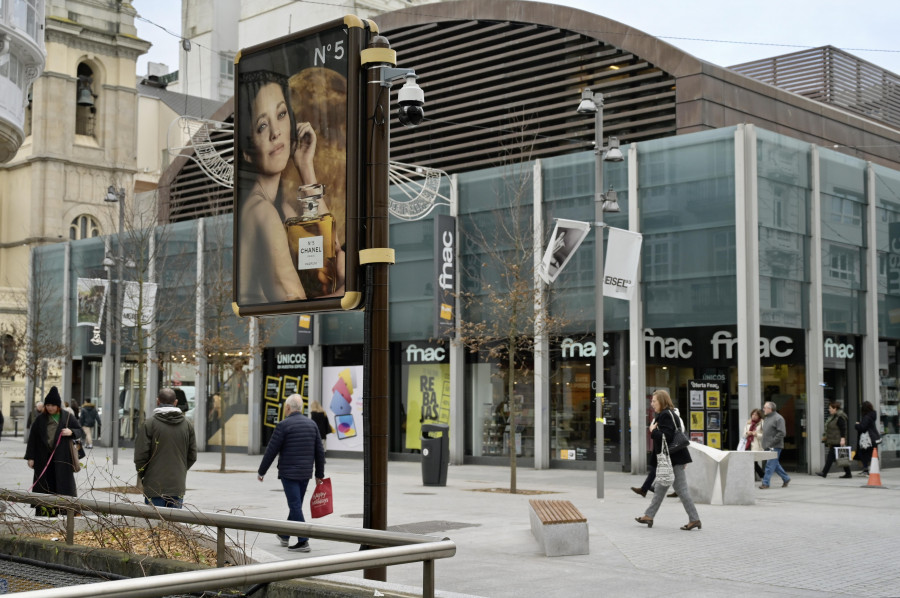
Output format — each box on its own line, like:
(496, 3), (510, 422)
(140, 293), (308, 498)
(855, 401), (880, 476)
(635, 389), (701, 530)
(24, 387), (82, 509)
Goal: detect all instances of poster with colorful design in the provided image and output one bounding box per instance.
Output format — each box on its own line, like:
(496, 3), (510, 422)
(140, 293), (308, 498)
(321, 365), (364, 451)
(405, 363), (451, 450)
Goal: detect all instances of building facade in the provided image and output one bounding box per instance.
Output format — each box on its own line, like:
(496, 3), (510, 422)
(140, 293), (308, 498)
(21, 1), (900, 473)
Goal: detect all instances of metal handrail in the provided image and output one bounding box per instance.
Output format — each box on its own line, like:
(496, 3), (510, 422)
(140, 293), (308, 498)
(0, 489), (456, 597)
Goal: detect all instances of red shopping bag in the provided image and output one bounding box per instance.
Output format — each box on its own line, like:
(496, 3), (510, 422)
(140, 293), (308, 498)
(310, 478), (333, 518)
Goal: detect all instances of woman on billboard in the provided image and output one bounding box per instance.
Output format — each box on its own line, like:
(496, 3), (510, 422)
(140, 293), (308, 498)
(237, 69), (344, 304)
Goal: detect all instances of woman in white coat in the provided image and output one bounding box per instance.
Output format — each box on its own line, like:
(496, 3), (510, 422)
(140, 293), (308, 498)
(741, 408), (765, 478)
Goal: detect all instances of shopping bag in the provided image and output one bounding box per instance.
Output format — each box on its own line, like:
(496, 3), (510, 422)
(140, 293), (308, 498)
(310, 478), (333, 518)
(835, 446), (852, 469)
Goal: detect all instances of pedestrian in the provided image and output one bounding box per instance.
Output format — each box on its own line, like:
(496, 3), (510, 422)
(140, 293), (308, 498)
(63, 401), (76, 418)
(309, 400), (330, 443)
(759, 401), (791, 489)
(634, 389), (701, 531)
(815, 401), (852, 478)
(69, 398), (80, 419)
(741, 408), (765, 479)
(631, 406), (683, 499)
(134, 388), (197, 509)
(24, 387), (82, 515)
(257, 393), (325, 552)
(855, 400), (880, 476)
(78, 399), (98, 449)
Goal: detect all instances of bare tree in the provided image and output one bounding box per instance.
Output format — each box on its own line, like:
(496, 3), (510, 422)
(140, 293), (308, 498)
(456, 156), (573, 494)
(197, 214), (267, 472)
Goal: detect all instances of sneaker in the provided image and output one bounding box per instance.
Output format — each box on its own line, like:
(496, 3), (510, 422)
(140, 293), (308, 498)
(858, 470), (869, 477)
(759, 484), (769, 489)
(278, 536), (289, 547)
(782, 479), (790, 488)
(289, 541), (310, 552)
(839, 473), (852, 479)
(85, 445), (93, 449)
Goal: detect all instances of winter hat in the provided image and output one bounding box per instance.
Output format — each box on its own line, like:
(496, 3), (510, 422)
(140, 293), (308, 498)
(43, 386), (62, 407)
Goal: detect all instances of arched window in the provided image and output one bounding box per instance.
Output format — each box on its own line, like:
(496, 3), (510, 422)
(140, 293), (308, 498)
(69, 214), (100, 240)
(75, 63), (96, 136)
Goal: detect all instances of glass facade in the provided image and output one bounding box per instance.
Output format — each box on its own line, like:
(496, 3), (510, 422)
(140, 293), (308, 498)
(29, 124), (900, 470)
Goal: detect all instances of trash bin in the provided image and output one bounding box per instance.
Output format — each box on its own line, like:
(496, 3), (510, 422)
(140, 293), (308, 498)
(421, 423), (450, 486)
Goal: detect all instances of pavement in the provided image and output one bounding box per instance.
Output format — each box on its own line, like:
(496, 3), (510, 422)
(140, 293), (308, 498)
(1, 434), (899, 598)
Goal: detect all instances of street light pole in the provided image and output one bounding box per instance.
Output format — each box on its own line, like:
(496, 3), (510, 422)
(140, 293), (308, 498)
(106, 185), (125, 465)
(577, 89), (623, 499)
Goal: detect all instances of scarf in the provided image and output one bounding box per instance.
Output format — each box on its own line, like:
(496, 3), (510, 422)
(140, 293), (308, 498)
(744, 420), (759, 451)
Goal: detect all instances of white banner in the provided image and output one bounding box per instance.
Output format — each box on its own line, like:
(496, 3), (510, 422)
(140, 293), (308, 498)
(539, 219), (591, 284)
(603, 227), (642, 300)
(76, 278), (108, 327)
(122, 281), (157, 329)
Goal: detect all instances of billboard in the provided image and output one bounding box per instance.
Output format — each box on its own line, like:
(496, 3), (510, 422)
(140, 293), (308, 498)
(233, 17), (371, 316)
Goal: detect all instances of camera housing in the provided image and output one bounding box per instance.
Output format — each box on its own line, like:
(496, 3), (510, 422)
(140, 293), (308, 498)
(397, 75), (425, 128)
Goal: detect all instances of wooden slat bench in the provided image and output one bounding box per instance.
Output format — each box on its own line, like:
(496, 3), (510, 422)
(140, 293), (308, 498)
(528, 499), (589, 557)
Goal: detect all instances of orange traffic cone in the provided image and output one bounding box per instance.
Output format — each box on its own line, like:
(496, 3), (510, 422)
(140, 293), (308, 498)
(863, 447), (886, 488)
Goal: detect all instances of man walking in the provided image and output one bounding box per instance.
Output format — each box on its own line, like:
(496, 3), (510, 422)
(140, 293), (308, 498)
(257, 394), (325, 552)
(759, 401), (791, 489)
(78, 399), (99, 448)
(135, 388), (197, 508)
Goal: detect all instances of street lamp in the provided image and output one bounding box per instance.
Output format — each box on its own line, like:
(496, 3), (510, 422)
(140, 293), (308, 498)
(105, 185), (125, 465)
(576, 89), (624, 499)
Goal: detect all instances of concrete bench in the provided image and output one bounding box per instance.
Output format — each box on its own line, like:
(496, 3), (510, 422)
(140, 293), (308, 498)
(685, 444), (776, 505)
(528, 499), (588, 557)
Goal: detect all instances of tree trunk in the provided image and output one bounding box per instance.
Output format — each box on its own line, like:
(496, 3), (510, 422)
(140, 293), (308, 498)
(508, 341), (517, 494)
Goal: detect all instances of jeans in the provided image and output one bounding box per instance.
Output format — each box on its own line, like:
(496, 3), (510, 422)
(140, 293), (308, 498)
(645, 464), (699, 522)
(762, 448), (790, 485)
(145, 496), (183, 509)
(280, 477), (311, 544)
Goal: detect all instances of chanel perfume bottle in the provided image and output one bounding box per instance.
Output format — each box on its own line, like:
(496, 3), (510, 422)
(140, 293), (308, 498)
(284, 183), (337, 297)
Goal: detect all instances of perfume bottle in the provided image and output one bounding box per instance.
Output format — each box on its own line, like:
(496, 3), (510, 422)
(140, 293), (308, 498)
(284, 183), (337, 297)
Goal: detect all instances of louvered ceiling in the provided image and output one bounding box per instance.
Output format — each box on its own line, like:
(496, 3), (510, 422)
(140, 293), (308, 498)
(159, 15), (677, 224)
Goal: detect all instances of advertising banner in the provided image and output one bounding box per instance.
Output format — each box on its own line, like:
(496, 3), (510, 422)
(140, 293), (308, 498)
(405, 362), (451, 450)
(261, 347), (309, 446)
(321, 365), (364, 451)
(76, 278), (107, 327)
(539, 218), (590, 284)
(603, 227), (642, 300)
(233, 18), (370, 316)
(121, 282), (157, 329)
(434, 214), (456, 338)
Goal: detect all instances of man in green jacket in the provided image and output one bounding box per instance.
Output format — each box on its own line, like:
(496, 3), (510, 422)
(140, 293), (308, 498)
(135, 388), (197, 508)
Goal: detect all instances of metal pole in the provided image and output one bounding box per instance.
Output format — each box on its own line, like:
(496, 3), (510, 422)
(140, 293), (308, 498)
(363, 34), (392, 582)
(593, 94), (605, 500)
(113, 191), (124, 465)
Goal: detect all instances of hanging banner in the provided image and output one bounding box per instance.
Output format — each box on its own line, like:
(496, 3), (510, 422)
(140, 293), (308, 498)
(603, 227), (642, 300)
(76, 278), (108, 327)
(122, 282), (157, 328)
(434, 214), (456, 338)
(539, 218), (590, 284)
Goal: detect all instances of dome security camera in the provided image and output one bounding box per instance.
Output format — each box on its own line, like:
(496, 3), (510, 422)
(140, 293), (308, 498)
(397, 74), (424, 128)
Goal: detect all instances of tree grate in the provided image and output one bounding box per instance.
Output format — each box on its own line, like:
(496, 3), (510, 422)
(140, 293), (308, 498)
(386, 520), (479, 534)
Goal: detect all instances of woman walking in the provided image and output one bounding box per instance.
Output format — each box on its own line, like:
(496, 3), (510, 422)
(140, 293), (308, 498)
(816, 401), (851, 478)
(24, 387), (82, 515)
(855, 401), (880, 476)
(635, 389), (701, 530)
(742, 408), (765, 478)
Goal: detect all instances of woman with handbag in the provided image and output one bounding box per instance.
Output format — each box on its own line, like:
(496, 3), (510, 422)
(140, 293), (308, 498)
(635, 389), (701, 531)
(815, 401), (852, 478)
(855, 401), (880, 476)
(741, 408), (766, 479)
(24, 387), (82, 515)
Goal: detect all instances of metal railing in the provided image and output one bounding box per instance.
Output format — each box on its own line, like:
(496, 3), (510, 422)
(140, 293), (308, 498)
(0, 489), (456, 598)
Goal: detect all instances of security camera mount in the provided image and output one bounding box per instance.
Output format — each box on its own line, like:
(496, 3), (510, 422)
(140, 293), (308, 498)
(379, 67), (417, 88)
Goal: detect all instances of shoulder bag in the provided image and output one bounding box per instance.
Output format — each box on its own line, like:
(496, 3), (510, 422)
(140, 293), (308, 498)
(65, 412), (82, 473)
(667, 411), (691, 454)
(654, 435), (675, 488)
(859, 431), (872, 450)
